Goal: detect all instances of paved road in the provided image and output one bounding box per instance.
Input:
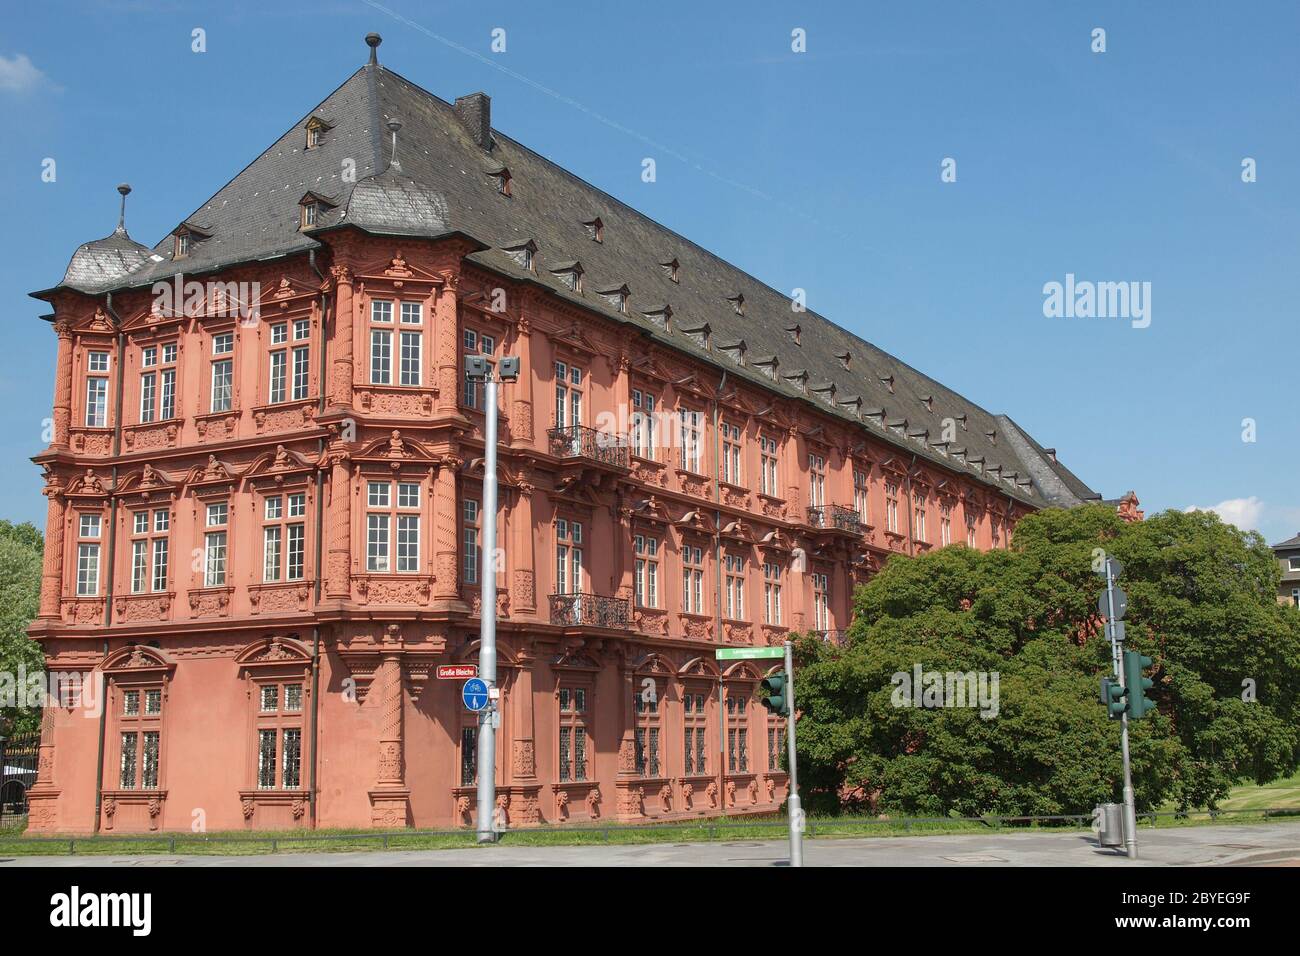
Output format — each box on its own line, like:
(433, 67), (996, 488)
(3, 823), (1298, 867)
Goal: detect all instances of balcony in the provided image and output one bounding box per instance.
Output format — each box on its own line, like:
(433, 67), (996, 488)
(547, 424), (630, 470)
(549, 592), (631, 629)
(806, 504), (862, 535)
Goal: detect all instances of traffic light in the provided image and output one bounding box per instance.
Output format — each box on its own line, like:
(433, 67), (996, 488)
(1123, 650), (1157, 720)
(1100, 677), (1126, 719)
(761, 672), (787, 715)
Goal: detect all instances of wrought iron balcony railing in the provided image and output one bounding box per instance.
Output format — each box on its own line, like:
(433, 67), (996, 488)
(547, 424), (630, 469)
(548, 591), (631, 628)
(806, 504), (863, 534)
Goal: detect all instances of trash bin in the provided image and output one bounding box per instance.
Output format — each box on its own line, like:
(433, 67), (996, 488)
(1092, 803), (1124, 847)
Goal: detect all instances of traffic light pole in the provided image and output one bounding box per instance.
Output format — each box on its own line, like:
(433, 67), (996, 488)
(475, 373), (499, 845)
(783, 640), (804, 868)
(1105, 565), (1138, 860)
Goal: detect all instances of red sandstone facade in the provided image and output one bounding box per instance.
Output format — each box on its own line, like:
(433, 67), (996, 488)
(25, 232), (1030, 833)
(24, 49), (1051, 833)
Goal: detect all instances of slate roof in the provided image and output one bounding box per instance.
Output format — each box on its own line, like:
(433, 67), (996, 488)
(36, 43), (1099, 509)
(1272, 533), (1300, 550)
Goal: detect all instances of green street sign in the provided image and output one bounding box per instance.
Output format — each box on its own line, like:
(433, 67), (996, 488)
(715, 647), (784, 660)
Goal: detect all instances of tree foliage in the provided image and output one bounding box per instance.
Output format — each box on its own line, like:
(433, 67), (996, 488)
(793, 505), (1300, 816)
(0, 520), (44, 737)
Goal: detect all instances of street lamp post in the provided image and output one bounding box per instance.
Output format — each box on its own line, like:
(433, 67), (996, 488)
(465, 353), (519, 845)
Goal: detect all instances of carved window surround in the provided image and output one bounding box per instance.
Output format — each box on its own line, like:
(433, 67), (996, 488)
(353, 574), (433, 607)
(68, 426), (113, 455)
(193, 408), (242, 441)
(677, 611), (713, 641)
(251, 398), (316, 433)
(100, 789), (167, 831)
(356, 386), (436, 416)
(248, 581), (312, 615)
(121, 420), (180, 451)
(113, 591), (174, 624)
(186, 585), (235, 617)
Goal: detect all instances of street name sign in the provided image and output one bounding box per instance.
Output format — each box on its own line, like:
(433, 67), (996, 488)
(715, 647), (784, 660)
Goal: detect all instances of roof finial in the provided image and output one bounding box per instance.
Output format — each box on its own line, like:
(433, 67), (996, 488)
(115, 183), (132, 237)
(387, 118), (402, 170)
(366, 32), (382, 66)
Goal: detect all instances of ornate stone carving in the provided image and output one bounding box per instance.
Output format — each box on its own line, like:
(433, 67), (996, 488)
(706, 781), (719, 808)
(677, 613), (711, 641)
(187, 589), (232, 617)
(512, 739), (536, 777)
(585, 787), (601, 817)
(242, 797), (255, 820)
(659, 783), (673, 812)
(512, 569), (535, 609)
(726, 779), (737, 807)
(122, 422), (179, 451)
(634, 607), (669, 636)
(512, 399), (533, 441)
(747, 779), (759, 805)
(724, 621), (753, 645)
(682, 783), (694, 809)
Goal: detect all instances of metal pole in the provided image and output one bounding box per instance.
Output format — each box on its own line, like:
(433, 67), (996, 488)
(783, 640), (803, 867)
(1106, 565), (1138, 860)
(475, 373), (499, 844)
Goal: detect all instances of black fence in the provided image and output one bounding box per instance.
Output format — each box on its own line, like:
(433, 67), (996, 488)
(1, 732), (40, 827)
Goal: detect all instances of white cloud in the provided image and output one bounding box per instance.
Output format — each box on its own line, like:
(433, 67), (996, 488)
(1183, 496), (1265, 532)
(0, 53), (48, 94)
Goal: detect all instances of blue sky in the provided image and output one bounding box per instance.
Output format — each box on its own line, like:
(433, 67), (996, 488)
(1, 1), (1296, 543)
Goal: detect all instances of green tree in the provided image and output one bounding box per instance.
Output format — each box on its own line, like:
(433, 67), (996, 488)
(0, 520), (44, 737)
(794, 505), (1300, 816)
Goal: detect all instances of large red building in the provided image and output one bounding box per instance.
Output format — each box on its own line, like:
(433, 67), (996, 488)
(24, 35), (1100, 833)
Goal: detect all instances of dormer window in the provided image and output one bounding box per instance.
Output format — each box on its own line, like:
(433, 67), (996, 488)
(598, 284), (630, 314)
(920, 395), (934, 412)
(752, 356), (778, 381)
(783, 369), (808, 392)
(552, 262), (583, 293)
(298, 192), (336, 232)
(681, 322), (710, 349)
(304, 115), (333, 150)
(503, 239), (537, 272)
(642, 305), (672, 330)
(810, 382), (836, 406)
(172, 222), (210, 260)
(726, 293), (745, 316)
(836, 350), (851, 370)
(986, 429), (997, 445)
(490, 166), (512, 196)
(717, 340), (746, 366)
(889, 419), (907, 436)
(660, 257), (680, 283)
(583, 217), (604, 243)
(785, 323), (801, 346)
(881, 375), (894, 394)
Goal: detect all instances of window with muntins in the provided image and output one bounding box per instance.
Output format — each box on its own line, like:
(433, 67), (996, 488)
(634, 534), (659, 608)
(366, 480), (422, 573)
(557, 687), (589, 782)
(129, 508), (170, 593)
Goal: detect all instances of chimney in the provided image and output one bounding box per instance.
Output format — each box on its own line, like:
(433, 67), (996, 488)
(454, 92), (492, 151)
